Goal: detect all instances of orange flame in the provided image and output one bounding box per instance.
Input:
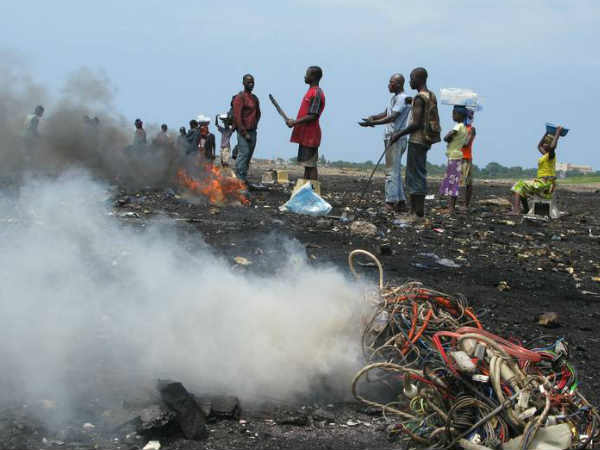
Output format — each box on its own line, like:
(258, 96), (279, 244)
(177, 163), (249, 206)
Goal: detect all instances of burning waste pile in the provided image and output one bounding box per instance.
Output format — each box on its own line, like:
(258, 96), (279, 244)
(350, 250), (599, 450)
(177, 161), (249, 206)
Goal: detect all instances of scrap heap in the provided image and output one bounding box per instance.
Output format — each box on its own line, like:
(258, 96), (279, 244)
(349, 250), (599, 450)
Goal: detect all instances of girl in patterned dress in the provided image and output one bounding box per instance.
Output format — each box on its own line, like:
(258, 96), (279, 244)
(439, 106), (468, 214)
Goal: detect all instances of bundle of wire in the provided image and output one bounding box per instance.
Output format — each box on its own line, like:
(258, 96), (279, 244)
(348, 250), (599, 450)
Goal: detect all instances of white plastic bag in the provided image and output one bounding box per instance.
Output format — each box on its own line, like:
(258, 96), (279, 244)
(440, 88), (482, 109)
(279, 182), (332, 216)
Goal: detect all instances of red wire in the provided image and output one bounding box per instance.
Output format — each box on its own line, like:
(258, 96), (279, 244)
(464, 308), (482, 329)
(401, 302), (419, 355)
(454, 327), (542, 362)
(411, 308), (434, 344)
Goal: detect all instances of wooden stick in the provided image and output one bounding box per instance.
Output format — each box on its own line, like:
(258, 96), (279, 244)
(269, 94), (290, 123)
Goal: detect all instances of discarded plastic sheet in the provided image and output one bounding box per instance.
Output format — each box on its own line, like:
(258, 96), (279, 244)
(440, 87), (482, 110)
(279, 183), (332, 216)
(425, 194), (435, 200)
(411, 262), (436, 270)
(392, 218), (410, 228)
(437, 257), (460, 268)
(349, 250), (599, 450)
(420, 252), (461, 268)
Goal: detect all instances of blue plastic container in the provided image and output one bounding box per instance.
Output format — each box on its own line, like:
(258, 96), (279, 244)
(545, 123), (569, 137)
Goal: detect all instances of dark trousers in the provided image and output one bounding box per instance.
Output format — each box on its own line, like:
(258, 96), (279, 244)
(405, 142), (430, 195)
(234, 130), (257, 183)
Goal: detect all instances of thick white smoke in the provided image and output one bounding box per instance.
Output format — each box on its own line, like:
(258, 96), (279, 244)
(0, 171), (365, 409)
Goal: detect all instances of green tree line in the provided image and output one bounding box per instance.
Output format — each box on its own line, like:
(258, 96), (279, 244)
(287, 156), (599, 179)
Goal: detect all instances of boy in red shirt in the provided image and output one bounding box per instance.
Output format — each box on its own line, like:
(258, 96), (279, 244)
(286, 66), (325, 181)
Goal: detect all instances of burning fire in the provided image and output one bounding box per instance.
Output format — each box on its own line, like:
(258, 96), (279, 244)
(177, 164), (249, 206)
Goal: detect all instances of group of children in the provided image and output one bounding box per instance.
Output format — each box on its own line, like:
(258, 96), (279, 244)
(439, 106), (565, 216)
(439, 105), (476, 214)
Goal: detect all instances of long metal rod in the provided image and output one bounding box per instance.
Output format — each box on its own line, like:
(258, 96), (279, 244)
(353, 143), (390, 216)
(268, 94), (290, 123)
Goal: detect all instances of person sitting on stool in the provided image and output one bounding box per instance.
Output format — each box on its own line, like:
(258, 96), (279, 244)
(510, 126), (563, 214)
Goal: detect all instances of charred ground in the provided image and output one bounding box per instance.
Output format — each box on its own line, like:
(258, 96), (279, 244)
(2, 167), (599, 450)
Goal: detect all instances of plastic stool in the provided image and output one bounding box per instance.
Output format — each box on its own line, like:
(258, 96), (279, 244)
(527, 195), (560, 219)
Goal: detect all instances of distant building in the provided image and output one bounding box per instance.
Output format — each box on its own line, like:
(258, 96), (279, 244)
(556, 162), (594, 178)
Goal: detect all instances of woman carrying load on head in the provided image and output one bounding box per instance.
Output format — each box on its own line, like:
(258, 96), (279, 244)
(510, 126), (563, 215)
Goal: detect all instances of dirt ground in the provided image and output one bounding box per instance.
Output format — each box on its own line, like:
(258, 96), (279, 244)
(2, 165), (600, 450)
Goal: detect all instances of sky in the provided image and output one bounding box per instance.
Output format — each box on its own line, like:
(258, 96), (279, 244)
(1, 0), (599, 168)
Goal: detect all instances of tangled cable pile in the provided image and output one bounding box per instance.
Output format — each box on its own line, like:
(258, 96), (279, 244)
(349, 250), (599, 450)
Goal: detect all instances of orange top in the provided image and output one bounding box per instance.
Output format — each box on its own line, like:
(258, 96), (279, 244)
(461, 124), (474, 160)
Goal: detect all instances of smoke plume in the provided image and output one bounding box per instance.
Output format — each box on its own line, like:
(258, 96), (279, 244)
(0, 172), (365, 411)
(0, 59), (178, 188)
(0, 58), (366, 419)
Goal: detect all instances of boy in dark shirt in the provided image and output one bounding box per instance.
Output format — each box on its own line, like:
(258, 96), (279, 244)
(197, 119), (216, 164)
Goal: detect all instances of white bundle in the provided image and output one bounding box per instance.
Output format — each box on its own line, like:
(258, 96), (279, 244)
(440, 88), (482, 110)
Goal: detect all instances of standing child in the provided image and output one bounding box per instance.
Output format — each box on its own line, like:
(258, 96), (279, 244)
(176, 126), (187, 154)
(286, 65), (325, 181)
(185, 120), (199, 155)
(439, 106), (468, 214)
(216, 113), (234, 168)
(196, 116), (216, 164)
(132, 118), (147, 150)
(461, 109), (476, 209)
